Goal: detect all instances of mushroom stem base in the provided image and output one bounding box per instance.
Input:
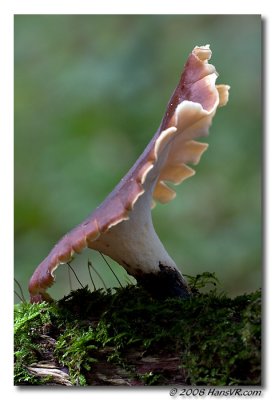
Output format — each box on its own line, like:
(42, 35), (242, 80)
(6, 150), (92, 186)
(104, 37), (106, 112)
(134, 264), (191, 300)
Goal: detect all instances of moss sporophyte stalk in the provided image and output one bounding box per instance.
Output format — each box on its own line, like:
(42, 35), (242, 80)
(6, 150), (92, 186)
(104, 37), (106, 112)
(14, 273), (261, 386)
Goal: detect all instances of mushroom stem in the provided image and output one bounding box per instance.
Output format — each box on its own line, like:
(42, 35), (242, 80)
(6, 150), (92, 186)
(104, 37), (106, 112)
(90, 175), (190, 298)
(28, 45), (229, 303)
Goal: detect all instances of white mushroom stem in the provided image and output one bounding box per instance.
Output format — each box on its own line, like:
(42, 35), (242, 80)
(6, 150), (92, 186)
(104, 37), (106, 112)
(92, 160), (178, 276)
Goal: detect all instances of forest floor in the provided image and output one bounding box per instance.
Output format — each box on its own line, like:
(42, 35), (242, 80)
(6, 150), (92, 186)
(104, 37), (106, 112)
(14, 273), (261, 386)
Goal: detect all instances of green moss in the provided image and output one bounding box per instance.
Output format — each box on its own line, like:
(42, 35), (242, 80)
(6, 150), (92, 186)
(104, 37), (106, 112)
(14, 301), (60, 384)
(14, 273), (261, 386)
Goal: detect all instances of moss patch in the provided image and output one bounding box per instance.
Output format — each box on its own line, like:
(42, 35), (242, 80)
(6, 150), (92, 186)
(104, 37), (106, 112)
(14, 273), (261, 386)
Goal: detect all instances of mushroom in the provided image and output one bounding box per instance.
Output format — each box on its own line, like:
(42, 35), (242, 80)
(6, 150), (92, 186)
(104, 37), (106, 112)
(29, 45), (230, 303)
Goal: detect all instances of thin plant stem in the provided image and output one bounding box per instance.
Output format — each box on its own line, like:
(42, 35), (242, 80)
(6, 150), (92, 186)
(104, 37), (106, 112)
(99, 252), (123, 288)
(66, 262), (84, 289)
(14, 290), (24, 303)
(90, 263), (107, 291)
(125, 275), (136, 285)
(88, 260), (96, 291)
(67, 264), (73, 291)
(14, 278), (26, 303)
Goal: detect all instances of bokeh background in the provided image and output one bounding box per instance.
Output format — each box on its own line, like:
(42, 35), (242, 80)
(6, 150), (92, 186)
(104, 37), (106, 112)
(14, 15), (261, 302)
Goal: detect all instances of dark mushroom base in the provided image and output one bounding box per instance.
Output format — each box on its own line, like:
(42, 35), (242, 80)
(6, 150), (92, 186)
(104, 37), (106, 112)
(135, 263), (191, 300)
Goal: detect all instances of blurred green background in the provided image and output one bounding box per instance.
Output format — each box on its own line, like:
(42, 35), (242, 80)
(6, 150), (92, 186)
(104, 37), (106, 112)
(14, 15), (261, 302)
